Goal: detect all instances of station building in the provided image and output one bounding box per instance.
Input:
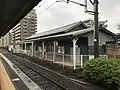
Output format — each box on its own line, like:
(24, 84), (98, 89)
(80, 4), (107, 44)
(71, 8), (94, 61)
(23, 21), (116, 69)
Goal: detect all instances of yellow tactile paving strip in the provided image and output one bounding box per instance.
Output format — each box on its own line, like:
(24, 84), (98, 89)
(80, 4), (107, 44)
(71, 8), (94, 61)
(0, 59), (15, 90)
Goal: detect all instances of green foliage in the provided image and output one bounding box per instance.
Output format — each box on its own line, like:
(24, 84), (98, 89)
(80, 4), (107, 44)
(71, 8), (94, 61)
(82, 57), (120, 88)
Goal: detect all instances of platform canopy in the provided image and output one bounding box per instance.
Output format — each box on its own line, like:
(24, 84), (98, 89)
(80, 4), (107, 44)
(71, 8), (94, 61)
(0, 0), (42, 36)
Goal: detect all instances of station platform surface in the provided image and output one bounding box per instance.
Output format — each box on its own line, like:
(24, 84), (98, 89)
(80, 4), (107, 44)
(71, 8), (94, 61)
(0, 58), (29, 90)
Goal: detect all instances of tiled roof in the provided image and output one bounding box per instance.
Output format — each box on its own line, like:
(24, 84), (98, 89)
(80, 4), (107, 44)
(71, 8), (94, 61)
(26, 28), (93, 41)
(26, 21), (82, 40)
(26, 20), (116, 41)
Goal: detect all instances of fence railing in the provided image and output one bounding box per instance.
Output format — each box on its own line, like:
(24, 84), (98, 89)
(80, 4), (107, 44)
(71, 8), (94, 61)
(26, 50), (32, 56)
(22, 50), (108, 69)
(44, 52), (108, 68)
(34, 51), (42, 58)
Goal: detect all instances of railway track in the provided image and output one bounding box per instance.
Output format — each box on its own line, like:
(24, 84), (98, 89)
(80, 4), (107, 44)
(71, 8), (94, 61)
(3, 52), (88, 90)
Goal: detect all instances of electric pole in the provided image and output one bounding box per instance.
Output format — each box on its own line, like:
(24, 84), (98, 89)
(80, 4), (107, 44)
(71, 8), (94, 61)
(94, 0), (99, 58)
(66, 0), (99, 58)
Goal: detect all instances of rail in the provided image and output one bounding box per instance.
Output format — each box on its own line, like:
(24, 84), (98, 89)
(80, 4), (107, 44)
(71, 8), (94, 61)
(3, 53), (67, 90)
(3, 53), (87, 90)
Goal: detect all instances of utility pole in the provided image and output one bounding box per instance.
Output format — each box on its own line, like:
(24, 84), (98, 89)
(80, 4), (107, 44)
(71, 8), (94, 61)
(66, 0), (99, 58)
(94, 0), (99, 58)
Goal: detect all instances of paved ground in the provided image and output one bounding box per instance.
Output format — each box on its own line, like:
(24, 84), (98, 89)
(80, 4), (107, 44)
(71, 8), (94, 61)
(1, 59), (29, 90)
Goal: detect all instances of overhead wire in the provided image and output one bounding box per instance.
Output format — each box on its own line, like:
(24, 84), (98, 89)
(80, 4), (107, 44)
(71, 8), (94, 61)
(38, 1), (58, 15)
(34, 0), (46, 10)
(38, 0), (46, 7)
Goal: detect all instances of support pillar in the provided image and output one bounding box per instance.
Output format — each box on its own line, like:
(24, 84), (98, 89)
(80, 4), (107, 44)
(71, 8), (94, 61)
(80, 55), (83, 68)
(53, 41), (56, 63)
(42, 41), (45, 58)
(31, 41), (34, 56)
(25, 42), (27, 53)
(34, 43), (36, 56)
(72, 37), (78, 70)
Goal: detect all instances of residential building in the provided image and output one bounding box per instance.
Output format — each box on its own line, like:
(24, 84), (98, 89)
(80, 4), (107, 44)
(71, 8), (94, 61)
(0, 32), (11, 48)
(108, 33), (120, 58)
(23, 21), (116, 69)
(83, 19), (108, 28)
(10, 9), (37, 52)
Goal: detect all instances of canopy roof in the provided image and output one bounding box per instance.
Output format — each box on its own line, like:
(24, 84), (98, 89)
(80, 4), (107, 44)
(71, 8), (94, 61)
(26, 21), (116, 41)
(0, 0), (42, 36)
(26, 28), (93, 41)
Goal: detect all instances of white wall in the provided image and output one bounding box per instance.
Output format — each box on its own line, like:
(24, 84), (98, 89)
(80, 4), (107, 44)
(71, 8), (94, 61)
(0, 38), (2, 47)
(3, 33), (10, 47)
(83, 31), (114, 46)
(0, 33), (10, 47)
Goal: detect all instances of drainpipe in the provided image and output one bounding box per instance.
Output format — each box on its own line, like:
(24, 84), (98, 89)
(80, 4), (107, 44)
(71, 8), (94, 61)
(72, 37), (78, 70)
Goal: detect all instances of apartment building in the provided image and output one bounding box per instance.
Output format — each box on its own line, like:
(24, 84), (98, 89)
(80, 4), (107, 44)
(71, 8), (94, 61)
(10, 9), (37, 52)
(0, 32), (11, 48)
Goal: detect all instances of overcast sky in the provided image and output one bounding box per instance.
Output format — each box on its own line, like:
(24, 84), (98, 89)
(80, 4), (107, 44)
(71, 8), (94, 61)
(35, 0), (120, 33)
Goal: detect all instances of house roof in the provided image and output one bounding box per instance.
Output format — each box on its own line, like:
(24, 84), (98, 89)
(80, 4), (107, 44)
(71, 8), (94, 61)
(26, 21), (85, 40)
(26, 28), (93, 41)
(99, 27), (116, 37)
(26, 21), (116, 41)
(116, 33), (120, 39)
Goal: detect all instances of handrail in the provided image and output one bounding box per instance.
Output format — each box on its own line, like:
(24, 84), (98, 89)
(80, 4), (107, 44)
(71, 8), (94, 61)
(0, 59), (15, 90)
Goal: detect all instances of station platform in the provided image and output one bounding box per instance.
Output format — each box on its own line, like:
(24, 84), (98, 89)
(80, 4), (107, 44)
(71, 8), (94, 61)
(0, 57), (29, 90)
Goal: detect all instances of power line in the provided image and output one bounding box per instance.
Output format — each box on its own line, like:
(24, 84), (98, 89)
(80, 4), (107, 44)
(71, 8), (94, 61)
(38, 1), (57, 15)
(38, 0), (46, 7)
(37, 0), (78, 15)
(35, 0), (45, 10)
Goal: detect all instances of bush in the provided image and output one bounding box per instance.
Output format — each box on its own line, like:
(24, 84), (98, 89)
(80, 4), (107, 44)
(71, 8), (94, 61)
(82, 57), (120, 89)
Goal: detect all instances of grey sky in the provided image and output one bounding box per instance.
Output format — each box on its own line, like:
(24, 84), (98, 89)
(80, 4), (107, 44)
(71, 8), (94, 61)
(35, 0), (120, 33)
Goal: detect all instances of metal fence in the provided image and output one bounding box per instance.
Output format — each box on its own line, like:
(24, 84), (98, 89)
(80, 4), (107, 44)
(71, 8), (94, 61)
(26, 50), (32, 56)
(44, 52), (107, 68)
(22, 50), (108, 69)
(34, 51), (42, 58)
